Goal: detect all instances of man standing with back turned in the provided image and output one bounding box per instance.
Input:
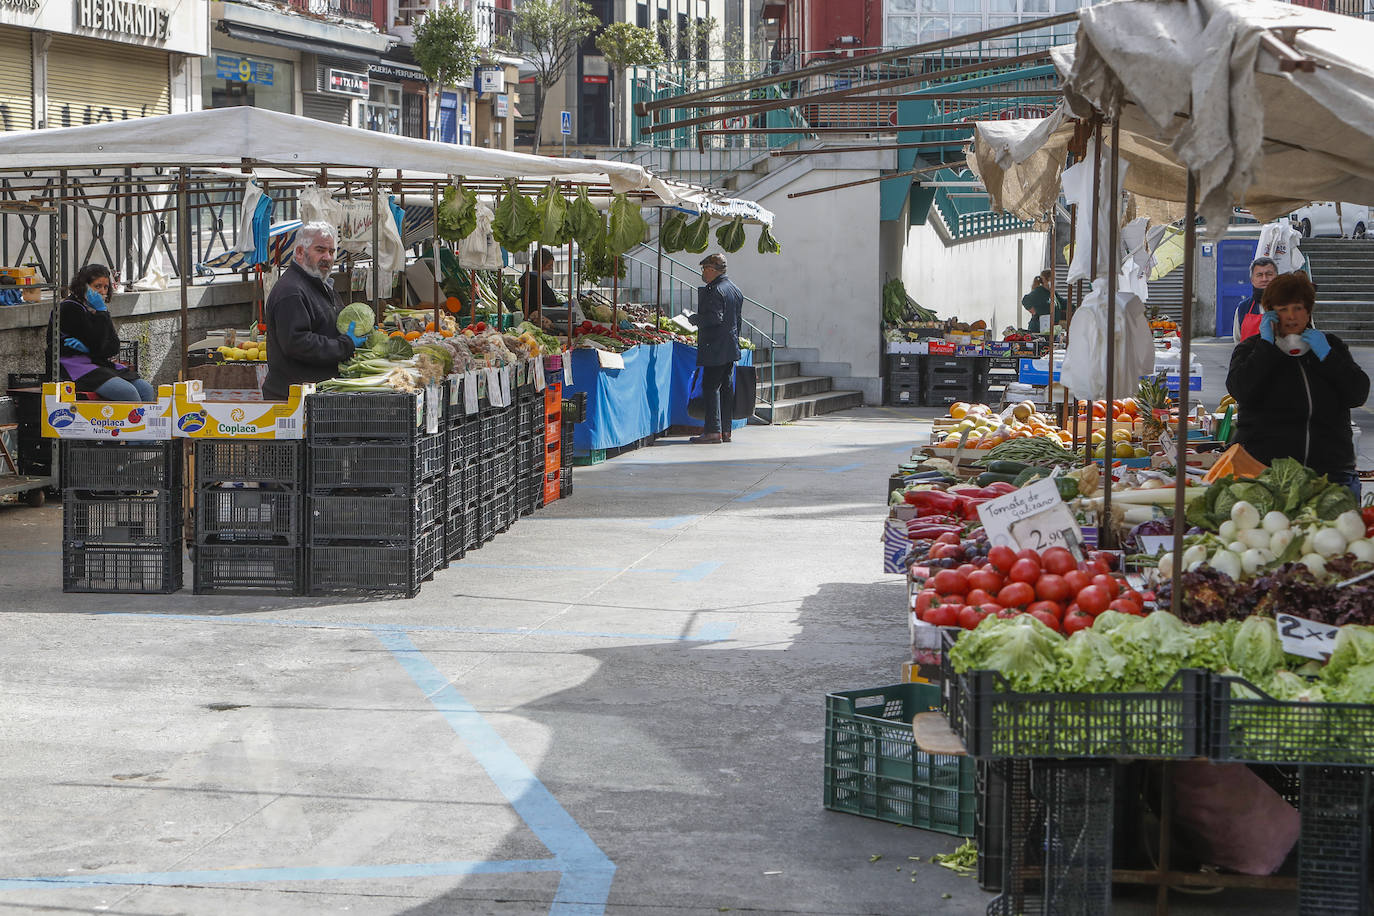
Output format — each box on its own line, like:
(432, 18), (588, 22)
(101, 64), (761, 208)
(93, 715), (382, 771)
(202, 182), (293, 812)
(690, 252), (744, 444)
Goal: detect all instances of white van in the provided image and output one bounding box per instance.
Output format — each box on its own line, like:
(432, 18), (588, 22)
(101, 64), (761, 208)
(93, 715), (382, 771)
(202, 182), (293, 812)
(1289, 202), (1371, 238)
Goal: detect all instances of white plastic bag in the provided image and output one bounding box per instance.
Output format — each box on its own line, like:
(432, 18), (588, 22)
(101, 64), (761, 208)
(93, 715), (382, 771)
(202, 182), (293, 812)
(1255, 219), (1304, 273)
(1060, 286), (1154, 400)
(298, 186), (344, 227)
(337, 198), (406, 273)
(1062, 138), (1130, 284)
(458, 202), (503, 270)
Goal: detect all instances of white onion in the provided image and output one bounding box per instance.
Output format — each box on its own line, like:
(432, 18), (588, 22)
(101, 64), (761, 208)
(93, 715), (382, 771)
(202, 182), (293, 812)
(1218, 519), (1238, 541)
(1300, 553), (1327, 576)
(1261, 511), (1291, 533)
(1241, 547), (1274, 575)
(1157, 552), (1174, 579)
(1269, 528), (1295, 556)
(1349, 539), (1374, 563)
(1228, 540), (1248, 555)
(1211, 549), (1244, 580)
(1313, 527), (1349, 559)
(1231, 501), (1261, 530)
(1334, 510), (1367, 544)
(1182, 544), (1208, 570)
(1239, 528), (1274, 551)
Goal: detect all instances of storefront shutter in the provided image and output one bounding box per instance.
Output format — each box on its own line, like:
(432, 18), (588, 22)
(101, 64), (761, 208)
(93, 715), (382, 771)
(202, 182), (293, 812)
(46, 36), (169, 130)
(0, 29), (34, 132)
(302, 93), (351, 125)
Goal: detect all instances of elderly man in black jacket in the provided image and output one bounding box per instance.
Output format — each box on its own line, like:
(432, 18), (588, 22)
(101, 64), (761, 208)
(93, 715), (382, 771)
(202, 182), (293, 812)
(689, 252), (744, 444)
(262, 221), (366, 400)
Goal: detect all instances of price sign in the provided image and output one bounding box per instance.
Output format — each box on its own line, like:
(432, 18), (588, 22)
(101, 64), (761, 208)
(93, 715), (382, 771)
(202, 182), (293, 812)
(464, 370), (480, 415)
(977, 477), (1085, 556)
(424, 383), (440, 435)
(1276, 613), (1340, 660)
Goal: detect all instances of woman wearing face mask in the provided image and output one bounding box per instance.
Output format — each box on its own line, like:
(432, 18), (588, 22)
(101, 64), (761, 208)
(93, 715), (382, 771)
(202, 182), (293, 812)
(1226, 272), (1369, 497)
(54, 263), (156, 401)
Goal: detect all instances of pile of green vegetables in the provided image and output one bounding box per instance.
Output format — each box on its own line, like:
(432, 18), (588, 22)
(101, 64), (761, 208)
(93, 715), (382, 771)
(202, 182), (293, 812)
(323, 307), (451, 392)
(660, 210), (781, 256)
(1186, 457), (1358, 531)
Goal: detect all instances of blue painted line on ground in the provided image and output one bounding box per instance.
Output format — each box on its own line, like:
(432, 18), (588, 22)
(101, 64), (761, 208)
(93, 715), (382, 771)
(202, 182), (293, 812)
(0, 550), (61, 555)
(376, 629), (615, 915)
(455, 560), (717, 581)
(826, 463), (864, 473)
(692, 621), (737, 641)
(673, 561), (721, 583)
(735, 486), (783, 503)
(0, 859), (560, 891)
(576, 485), (739, 494)
(648, 514), (700, 529)
(99, 613), (735, 643)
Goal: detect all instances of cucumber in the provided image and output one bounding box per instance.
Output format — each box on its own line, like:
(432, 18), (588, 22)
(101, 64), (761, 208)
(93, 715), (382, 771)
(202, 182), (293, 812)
(976, 472), (1021, 487)
(986, 459), (1033, 475)
(1013, 467), (1049, 487)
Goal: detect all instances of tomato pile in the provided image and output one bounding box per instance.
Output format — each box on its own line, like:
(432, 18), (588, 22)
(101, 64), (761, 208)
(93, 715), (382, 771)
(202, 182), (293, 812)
(914, 545), (1150, 633)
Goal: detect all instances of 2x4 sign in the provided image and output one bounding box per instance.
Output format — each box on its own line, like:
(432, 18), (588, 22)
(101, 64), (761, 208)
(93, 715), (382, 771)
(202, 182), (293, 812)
(328, 69), (368, 97)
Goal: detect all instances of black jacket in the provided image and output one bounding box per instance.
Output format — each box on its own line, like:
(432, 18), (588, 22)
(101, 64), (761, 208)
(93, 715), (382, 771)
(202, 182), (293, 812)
(262, 262), (355, 400)
(519, 271), (560, 319)
(54, 296), (129, 390)
(694, 274), (743, 367)
(1225, 332), (1370, 476)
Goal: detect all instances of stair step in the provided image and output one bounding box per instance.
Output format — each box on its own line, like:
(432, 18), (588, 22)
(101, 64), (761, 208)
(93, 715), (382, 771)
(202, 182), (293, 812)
(755, 389), (864, 423)
(751, 360), (802, 381)
(763, 375), (833, 400)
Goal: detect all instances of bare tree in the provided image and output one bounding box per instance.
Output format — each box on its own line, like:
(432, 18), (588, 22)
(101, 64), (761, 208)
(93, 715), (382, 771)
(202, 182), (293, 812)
(503, 0), (600, 154)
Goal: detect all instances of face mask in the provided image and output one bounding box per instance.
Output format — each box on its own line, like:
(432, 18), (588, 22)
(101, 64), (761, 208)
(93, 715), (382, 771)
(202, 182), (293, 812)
(85, 287), (107, 310)
(1277, 333), (1310, 357)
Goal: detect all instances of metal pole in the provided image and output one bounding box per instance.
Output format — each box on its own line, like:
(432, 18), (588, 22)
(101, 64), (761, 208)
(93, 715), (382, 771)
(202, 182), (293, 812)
(1063, 191), (1078, 430)
(567, 239), (574, 345)
(370, 169), (381, 326)
(432, 181), (441, 333)
(612, 258), (619, 330)
(1046, 212), (1056, 417)
(655, 226), (664, 327)
(1101, 118), (1121, 549)
(177, 166), (191, 380)
(1084, 119), (1103, 466)
(1170, 173), (1199, 619)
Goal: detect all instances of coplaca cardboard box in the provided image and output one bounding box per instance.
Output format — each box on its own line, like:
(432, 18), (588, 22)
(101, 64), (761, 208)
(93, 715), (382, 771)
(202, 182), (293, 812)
(171, 380), (310, 439)
(40, 381), (174, 439)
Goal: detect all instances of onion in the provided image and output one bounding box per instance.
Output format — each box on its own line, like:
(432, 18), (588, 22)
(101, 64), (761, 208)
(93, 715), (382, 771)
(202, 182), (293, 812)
(1300, 553), (1327, 576)
(1157, 551), (1174, 579)
(1239, 528), (1273, 551)
(1334, 510), (1367, 544)
(1269, 528), (1295, 556)
(1218, 519), (1238, 541)
(1241, 547), (1274, 575)
(1313, 527), (1349, 559)
(1228, 540), (1248, 555)
(1349, 539), (1374, 563)
(1230, 501), (1261, 531)
(1182, 544), (1208, 571)
(1210, 549), (1244, 580)
(1261, 511), (1291, 533)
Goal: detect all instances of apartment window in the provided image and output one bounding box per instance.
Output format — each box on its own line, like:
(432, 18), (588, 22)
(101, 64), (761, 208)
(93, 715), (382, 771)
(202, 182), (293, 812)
(637, 1), (648, 27)
(365, 82), (403, 134)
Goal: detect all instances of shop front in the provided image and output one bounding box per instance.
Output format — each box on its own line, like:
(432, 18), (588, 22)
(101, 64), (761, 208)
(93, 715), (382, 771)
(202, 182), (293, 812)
(368, 59), (427, 139)
(201, 50), (295, 114)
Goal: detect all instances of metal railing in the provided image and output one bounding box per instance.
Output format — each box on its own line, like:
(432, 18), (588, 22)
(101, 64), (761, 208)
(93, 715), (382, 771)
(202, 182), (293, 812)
(476, 3), (517, 48)
(616, 248), (788, 418)
(628, 59), (809, 154)
(285, 0), (373, 24)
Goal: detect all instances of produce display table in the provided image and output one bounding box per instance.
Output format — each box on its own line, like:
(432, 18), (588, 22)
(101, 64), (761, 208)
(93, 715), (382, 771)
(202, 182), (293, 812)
(562, 342), (753, 454)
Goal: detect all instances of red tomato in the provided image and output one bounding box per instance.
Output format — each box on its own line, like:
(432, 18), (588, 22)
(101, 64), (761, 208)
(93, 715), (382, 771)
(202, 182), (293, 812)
(995, 607), (1021, 619)
(1076, 585), (1110, 616)
(934, 532), (962, 545)
(1027, 599), (1063, 620)
(997, 581), (1036, 608)
(1041, 546), (1076, 576)
(1062, 608), (1095, 634)
(967, 569), (1004, 594)
(1090, 550), (1120, 571)
(965, 588), (997, 607)
(931, 569), (969, 596)
(1080, 558), (1111, 576)
(925, 604), (958, 627)
(930, 543), (960, 560)
(958, 605), (989, 630)
(1120, 588), (1145, 606)
(1108, 598), (1143, 615)
(956, 563), (978, 576)
(1063, 570), (1093, 594)
(1091, 574), (1121, 599)
(988, 545), (1018, 573)
(1034, 574), (1072, 603)
(1030, 609), (1061, 631)
(1016, 548), (1041, 564)
(1008, 558), (1042, 584)
(913, 589), (940, 614)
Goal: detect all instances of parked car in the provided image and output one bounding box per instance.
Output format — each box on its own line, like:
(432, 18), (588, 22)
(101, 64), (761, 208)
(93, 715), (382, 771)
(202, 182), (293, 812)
(1288, 202), (1371, 238)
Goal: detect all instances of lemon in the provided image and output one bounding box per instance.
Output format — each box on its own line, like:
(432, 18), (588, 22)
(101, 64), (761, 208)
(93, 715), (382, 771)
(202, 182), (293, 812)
(1115, 441), (1135, 459)
(1133, 446), (1149, 458)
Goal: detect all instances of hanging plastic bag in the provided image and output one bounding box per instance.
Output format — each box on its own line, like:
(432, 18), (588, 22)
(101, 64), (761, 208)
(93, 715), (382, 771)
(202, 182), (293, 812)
(298, 186), (344, 227)
(1059, 286), (1153, 400)
(458, 202), (504, 270)
(337, 198), (406, 273)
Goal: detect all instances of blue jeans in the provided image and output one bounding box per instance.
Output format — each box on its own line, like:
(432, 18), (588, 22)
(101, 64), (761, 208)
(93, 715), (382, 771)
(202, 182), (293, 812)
(95, 375), (156, 401)
(1330, 470), (1363, 503)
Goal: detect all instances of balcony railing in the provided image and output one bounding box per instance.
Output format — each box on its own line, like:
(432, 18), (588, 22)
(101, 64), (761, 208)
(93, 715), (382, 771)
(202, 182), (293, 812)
(477, 3), (517, 48)
(285, 0), (373, 24)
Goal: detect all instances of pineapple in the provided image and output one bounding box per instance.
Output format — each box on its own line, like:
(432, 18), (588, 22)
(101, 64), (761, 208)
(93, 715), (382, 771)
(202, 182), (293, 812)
(1138, 372), (1171, 443)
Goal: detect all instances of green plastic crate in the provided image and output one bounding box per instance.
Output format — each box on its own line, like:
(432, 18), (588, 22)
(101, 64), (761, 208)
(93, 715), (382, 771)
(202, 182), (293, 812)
(573, 448), (606, 466)
(824, 683), (976, 836)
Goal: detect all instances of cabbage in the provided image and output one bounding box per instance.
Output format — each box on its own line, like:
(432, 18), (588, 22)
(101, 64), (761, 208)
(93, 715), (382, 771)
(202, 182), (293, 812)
(365, 329), (389, 351)
(337, 302), (376, 335)
(378, 335), (415, 359)
(1227, 616), (1286, 682)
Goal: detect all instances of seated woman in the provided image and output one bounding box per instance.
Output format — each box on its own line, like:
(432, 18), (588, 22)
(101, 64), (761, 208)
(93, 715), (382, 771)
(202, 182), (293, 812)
(1226, 271), (1370, 498)
(56, 263), (155, 401)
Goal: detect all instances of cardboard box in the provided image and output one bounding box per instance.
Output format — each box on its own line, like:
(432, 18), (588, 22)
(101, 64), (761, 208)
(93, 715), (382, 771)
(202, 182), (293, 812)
(170, 380), (310, 439)
(40, 381), (175, 439)
(927, 341), (956, 355)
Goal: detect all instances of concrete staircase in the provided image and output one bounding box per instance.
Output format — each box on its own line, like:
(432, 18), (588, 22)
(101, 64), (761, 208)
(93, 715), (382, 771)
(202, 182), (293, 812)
(753, 348), (864, 423)
(1304, 238), (1374, 345)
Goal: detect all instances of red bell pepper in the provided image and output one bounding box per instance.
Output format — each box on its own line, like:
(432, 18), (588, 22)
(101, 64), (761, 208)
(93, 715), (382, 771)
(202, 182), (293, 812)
(903, 490), (959, 513)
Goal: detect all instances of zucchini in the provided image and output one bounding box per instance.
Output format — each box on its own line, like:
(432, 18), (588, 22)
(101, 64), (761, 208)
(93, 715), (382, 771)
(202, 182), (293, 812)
(976, 472), (1021, 487)
(1013, 467), (1050, 487)
(986, 459), (1033, 475)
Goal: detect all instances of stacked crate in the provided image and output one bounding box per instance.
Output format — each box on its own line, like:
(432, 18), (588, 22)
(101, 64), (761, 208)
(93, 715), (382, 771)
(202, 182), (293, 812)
(921, 355), (986, 408)
(60, 439), (183, 593)
(192, 440), (305, 595)
(884, 352), (923, 407)
(984, 356), (1021, 406)
(306, 390), (444, 598)
(542, 382), (563, 505)
(445, 376), (480, 563)
(516, 392), (545, 516)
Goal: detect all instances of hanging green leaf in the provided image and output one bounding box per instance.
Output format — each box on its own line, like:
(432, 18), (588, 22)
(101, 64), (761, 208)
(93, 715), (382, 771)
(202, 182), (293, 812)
(715, 216), (746, 253)
(757, 224), (781, 255)
(683, 213), (710, 254)
(492, 180), (541, 252)
(536, 179), (572, 246)
(660, 211), (689, 253)
(567, 185), (602, 249)
(606, 193), (649, 257)
(436, 182), (477, 242)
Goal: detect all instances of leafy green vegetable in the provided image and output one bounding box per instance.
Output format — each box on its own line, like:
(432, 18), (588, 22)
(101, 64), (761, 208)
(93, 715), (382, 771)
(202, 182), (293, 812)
(366, 329), (390, 351)
(757, 224), (781, 254)
(492, 181), (540, 252)
(337, 302), (376, 335)
(947, 615), (1063, 692)
(567, 185), (602, 249)
(1056, 626), (1128, 693)
(536, 180), (572, 246)
(661, 211), (688, 253)
(378, 335), (415, 359)
(436, 183), (477, 242)
(715, 217), (746, 253)
(683, 214), (710, 254)
(1228, 616), (1286, 682)
(1215, 481), (1275, 521)
(1326, 663), (1374, 703)
(1258, 457), (1312, 514)
(606, 193), (648, 256)
(1322, 625), (1374, 683)
(1307, 482), (1358, 520)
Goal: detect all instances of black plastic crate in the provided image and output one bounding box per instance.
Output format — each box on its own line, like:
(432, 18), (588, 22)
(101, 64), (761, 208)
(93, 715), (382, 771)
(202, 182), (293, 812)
(192, 543), (304, 595)
(445, 508), (472, 561)
(923, 355), (984, 374)
(64, 490), (181, 546)
(308, 524), (442, 598)
(922, 388), (984, 409)
(307, 389), (434, 440)
(988, 760), (1115, 916)
(63, 542), (181, 594)
(560, 467), (572, 498)
(476, 500), (496, 543)
(886, 374), (923, 407)
(447, 421), (481, 467)
(977, 759), (1022, 893)
(60, 439), (182, 491)
(195, 486), (300, 545)
(1298, 767), (1373, 915)
(886, 352), (921, 374)
(446, 465), (479, 513)
(443, 375), (473, 428)
(308, 478), (444, 542)
(925, 371), (982, 391)
(940, 630), (1206, 760)
(1210, 674), (1374, 767)
(194, 440), (302, 488)
(308, 435), (445, 491)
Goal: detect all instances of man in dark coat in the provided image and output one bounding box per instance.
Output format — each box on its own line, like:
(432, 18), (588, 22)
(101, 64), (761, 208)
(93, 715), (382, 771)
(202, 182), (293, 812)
(262, 221), (365, 400)
(689, 252), (744, 444)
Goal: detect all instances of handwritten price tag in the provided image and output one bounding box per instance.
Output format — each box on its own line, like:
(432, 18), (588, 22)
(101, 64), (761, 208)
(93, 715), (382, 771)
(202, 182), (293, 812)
(1276, 613), (1339, 660)
(976, 477), (1084, 557)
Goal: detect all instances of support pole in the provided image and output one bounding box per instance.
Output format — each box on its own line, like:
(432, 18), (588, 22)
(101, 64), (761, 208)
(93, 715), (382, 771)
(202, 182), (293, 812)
(655, 226), (664, 328)
(1063, 193), (1078, 430)
(1170, 173), (1199, 619)
(1083, 119), (1103, 467)
(567, 239), (574, 345)
(612, 259), (619, 330)
(1101, 118), (1121, 549)
(432, 181), (441, 334)
(370, 169), (381, 326)
(1046, 212), (1056, 417)
(177, 166), (191, 380)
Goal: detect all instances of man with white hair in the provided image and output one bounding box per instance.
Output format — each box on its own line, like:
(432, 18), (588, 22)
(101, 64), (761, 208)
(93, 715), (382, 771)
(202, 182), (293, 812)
(262, 221), (366, 399)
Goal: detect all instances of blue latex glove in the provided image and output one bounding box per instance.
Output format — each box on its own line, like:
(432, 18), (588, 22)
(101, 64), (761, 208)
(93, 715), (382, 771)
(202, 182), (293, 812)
(1301, 327), (1331, 360)
(1259, 309), (1279, 343)
(84, 287), (107, 312)
(63, 337), (89, 353)
(345, 321), (369, 347)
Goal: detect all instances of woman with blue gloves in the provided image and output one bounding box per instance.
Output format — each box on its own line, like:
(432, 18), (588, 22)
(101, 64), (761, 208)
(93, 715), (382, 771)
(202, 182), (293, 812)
(1226, 272), (1369, 497)
(55, 263), (156, 401)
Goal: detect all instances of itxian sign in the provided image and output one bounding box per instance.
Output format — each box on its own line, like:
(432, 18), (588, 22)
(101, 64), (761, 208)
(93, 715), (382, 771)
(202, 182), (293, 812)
(76, 0), (171, 41)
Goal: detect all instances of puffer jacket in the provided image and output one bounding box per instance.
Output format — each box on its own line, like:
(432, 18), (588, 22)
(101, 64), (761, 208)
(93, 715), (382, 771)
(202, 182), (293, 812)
(262, 261), (355, 399)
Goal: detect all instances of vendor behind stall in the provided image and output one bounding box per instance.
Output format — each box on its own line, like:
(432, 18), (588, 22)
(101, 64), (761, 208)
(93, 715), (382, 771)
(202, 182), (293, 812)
(262, 221), (366, 400)
(519, 248), (584, 329)
(53, 263), (156, 401)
